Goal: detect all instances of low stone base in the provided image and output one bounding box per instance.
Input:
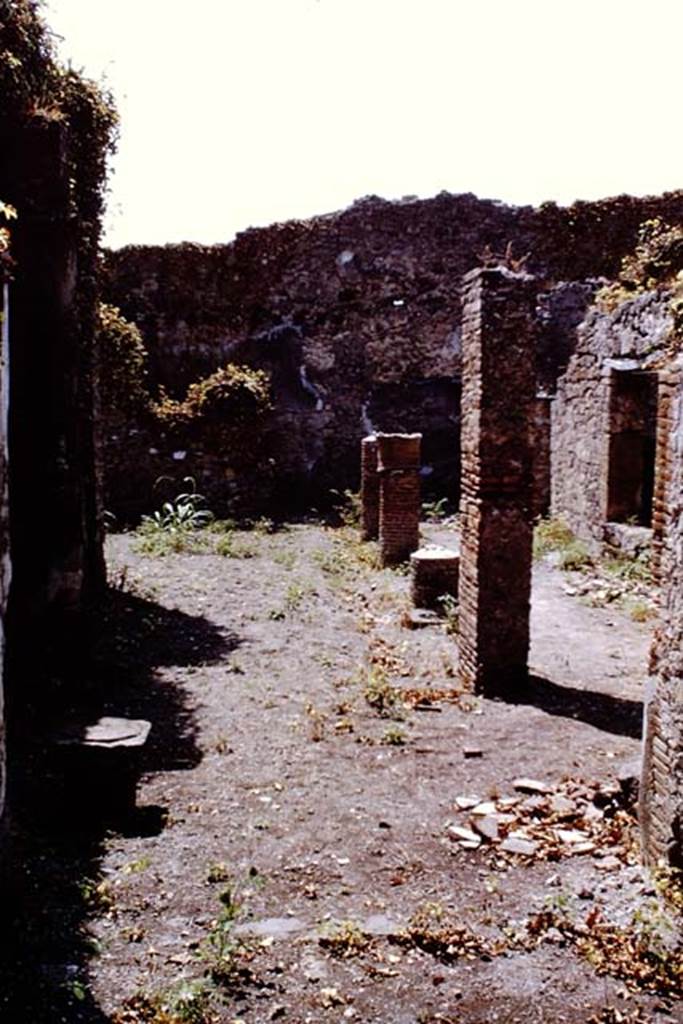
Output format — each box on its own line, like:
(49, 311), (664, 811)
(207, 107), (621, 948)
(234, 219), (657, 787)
(410, 546), (459, 610)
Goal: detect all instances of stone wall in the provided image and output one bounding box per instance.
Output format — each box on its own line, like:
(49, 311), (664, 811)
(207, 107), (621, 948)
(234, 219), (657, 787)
(640, 362), (683, 868)
(102, 191), (683, 519)
(0, 281), (10, 835)
(550, 291), (673, 548)
(0, 1), (115, 849)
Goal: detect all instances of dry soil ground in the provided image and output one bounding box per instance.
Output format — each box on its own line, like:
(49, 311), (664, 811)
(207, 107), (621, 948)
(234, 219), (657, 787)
(1, 518), (681, 1024)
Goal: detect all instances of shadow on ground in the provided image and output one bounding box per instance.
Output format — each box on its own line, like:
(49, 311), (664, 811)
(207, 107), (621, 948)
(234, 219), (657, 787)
(506, 674), (644, 740)
(0, 584), (239, 1023)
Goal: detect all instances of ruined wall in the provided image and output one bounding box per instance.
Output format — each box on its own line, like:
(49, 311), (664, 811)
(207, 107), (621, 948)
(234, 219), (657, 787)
(640, 363), (683, 867)
(551, 291), (673, 547)
(102, 191), (683, 519)
(0, 1), (116, 853)
(0, 281), (10, 836)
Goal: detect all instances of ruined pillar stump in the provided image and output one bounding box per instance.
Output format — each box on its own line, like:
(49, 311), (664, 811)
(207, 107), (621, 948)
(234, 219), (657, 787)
(360, 435), (379, 541)
(377, 433), (421, 566)
(458, 267), (537, 694)
(640, 366), (683, 869)
(410, 546), (459, 610)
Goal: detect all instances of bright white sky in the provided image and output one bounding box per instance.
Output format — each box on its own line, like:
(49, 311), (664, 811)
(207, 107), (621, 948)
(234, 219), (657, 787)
(44, 0), (683, 250)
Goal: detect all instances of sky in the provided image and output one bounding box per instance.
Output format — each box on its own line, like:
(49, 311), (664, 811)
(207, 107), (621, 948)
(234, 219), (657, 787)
(44, 0), (683, 250)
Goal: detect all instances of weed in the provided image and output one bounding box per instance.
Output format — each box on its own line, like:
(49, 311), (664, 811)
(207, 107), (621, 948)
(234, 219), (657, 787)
(438, 593), (459, 634)
(533, 517), (575, 560)
(268, 580), (313, 620)
(272, 549), (296, 569)
(140, 480), (212, 534)
(200, 892), (252, 989)
(212, 735), (233, 755)
(362, 665), (401, 718)
(305, 702), (327, 741)
(206, 863), (231, 885)
(382, 726), (406, 746)
(123, 857), (150, 875)
(164, 981), (213, 1024)
(112, 983), (213, 1024)
(331, 489), (362, 527)
(626, 599), (657, 623)
(319, 919), (372, 958)
(397, 903), (504, 962)
(215, 534), (256, 558)
(603, 549), (652, 584)
(421, 496), (450, 521)
(252, 515), (276, 534)
(79, 878), (115, 914)
(558, 539), (593, 571)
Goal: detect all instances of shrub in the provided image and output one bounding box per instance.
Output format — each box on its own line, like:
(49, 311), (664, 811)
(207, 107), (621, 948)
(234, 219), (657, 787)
(96, 303), (149, 420)
(153, 364), (272, 442)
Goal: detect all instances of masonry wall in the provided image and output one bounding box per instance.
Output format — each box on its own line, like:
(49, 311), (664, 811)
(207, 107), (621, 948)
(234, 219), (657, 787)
(551, 291), (673, 548)
(102, 191), (683, 519)
(0, 282), (10, 833)
(640, 364), (683, 868)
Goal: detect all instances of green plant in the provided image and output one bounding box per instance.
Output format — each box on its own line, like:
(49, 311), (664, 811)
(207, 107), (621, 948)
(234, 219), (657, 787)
(421, 497), (450, 521)
(603, 550), (652, 585)
(215, 533), (257, 558)
(319, 919), (372, 957)
(382, 726), (406, 746)
(362, 665), (401, 718)
(331, 489), (362, 527)
(438, 593), (459, 634)
(558, 540), (593, 572)
(201, 908), (251, 988)
(627, 599), (657, 623)
(533, 517), (576, 559)
(153, 364), (271, 442)
(96, 303), (149, 421)
(135, 479), (213, 555)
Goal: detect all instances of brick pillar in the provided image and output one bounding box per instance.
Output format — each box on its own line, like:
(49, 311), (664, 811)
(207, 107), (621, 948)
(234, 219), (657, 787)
(650, 372), (674, 588)
(377, 433), (421, 566)
(458, 267), (537, 694)
(360, 435), (379, 541)
(640, 365), (683, 869)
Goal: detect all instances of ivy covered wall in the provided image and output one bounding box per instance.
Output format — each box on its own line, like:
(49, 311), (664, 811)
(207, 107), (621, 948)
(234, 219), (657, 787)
(0, 1), (116, 827)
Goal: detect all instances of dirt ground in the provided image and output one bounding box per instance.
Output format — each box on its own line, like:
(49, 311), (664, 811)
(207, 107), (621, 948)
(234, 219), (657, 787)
(2, 518), (681, 1024)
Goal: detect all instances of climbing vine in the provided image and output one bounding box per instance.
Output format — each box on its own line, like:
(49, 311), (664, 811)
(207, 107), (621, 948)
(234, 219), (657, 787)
(596, 217), (683, 351)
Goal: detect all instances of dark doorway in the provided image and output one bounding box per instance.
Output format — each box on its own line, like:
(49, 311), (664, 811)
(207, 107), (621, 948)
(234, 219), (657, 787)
(606, 371), (658, 526)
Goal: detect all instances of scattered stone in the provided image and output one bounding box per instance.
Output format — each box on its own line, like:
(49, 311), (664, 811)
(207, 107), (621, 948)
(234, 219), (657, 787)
(471, 801), (497, 816)
(405, 608), (441, 629)
(454, 796), (481, 810)
(472, 815), (500, 841)
(549, 794), (577, 818)
(595, 855), (622, 872)
(448, 825), (481, 845)
(513, 777), (551, 794)
(500, 836), (539, 856)
(555, 828), (590, 845)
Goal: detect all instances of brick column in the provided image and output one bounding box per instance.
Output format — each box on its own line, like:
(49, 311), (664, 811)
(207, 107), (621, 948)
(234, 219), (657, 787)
(640, 364), (683, 869)
(360, 435), (379, 541)
(650, 372), (674, 588)
(458, 267), (537, 694)
(377, 433), (421, 566)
